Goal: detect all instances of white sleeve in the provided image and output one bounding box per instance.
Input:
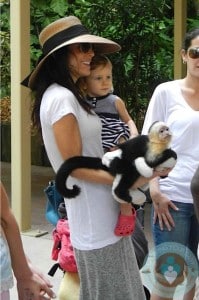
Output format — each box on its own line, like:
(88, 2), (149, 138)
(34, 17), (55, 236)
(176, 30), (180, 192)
(50, 92), (78, 125)
(141, 83), (167, 134)
(41, 86), (78, 126)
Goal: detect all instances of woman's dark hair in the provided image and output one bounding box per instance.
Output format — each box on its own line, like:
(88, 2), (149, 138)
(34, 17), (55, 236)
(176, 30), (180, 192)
(31, 46), (91, 131)
(182, 28), (199, 51)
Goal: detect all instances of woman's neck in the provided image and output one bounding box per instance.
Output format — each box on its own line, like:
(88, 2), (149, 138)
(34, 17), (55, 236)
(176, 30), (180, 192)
(180, 76), (199, 110)
(182, 75), (199, 92)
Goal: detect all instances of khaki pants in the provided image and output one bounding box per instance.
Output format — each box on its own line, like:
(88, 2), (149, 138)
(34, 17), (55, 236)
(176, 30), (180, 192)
(58, 272), (80, 300)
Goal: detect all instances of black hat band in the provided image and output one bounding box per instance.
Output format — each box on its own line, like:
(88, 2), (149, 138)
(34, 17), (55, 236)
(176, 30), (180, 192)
(42, 24), (90, 55)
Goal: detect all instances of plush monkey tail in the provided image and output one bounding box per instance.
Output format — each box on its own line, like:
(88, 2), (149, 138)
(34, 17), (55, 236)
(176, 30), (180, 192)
(55, 158), (81, 198)
(55, 156), (106, 198)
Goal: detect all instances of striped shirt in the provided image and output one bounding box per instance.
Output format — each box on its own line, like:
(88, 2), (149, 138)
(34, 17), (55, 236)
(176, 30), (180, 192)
(87, 94), (130, 150)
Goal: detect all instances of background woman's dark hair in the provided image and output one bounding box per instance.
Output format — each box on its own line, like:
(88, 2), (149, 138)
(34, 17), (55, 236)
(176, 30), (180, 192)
(182, 28), (199, 51)
(31, 46), (91, 131)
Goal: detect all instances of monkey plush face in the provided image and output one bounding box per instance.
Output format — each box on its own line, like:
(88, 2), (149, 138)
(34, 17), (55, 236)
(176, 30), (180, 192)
(148, 121), (171, 143)
(148, 122), (172, 155)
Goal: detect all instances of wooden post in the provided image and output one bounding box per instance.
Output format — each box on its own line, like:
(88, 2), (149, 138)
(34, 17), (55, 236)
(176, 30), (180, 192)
(174, 0), (187, 79)
(10, 0), (31, 230)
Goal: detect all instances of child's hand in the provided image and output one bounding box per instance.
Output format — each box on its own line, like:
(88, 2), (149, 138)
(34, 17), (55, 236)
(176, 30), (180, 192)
(16, 270), (56, 300)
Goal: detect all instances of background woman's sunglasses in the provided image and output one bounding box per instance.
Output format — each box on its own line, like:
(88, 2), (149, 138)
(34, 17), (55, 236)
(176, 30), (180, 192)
(79, 43), (94, 53)
(188, 47), (199, 59)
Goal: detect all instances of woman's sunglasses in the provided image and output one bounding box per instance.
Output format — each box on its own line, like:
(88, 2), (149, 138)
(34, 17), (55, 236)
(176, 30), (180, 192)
(78, 43), (94, 53)
(188, 47), (199, 59)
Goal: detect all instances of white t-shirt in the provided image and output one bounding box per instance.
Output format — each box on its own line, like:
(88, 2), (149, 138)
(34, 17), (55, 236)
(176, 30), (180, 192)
(40, 83), (121, 250)
(142, 80), (199, 204)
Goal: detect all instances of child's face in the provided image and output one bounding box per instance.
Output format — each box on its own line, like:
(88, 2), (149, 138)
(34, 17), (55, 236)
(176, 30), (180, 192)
(85, 63), (113, 97)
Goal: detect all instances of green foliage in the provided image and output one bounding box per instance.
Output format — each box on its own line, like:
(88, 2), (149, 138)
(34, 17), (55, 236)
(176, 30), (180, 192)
(68, 0), (175, 128)
(27, 0), (182, 128)
(1, 0), (198, 129)
(30, 0), (70, 67)
(0, 0), (10, 98)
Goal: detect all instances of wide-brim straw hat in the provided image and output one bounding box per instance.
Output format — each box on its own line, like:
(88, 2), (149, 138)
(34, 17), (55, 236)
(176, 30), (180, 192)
(23, 16), (121, 89)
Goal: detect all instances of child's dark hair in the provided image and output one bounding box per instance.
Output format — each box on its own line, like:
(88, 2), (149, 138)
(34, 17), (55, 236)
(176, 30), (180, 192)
(182, 28), (199, 51)
(90, 54), (112, 71)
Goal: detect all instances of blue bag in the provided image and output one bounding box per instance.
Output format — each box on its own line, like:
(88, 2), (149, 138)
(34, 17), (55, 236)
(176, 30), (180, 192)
(44, 181), (64, 226)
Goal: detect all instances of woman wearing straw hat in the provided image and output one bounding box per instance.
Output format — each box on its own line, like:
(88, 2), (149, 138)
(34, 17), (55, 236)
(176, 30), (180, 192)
(22, 16), (166, 300)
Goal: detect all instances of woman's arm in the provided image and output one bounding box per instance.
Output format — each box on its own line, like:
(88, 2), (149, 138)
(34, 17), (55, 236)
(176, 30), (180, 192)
(0, 182), (56, 300)
(53, 113), (114, 185)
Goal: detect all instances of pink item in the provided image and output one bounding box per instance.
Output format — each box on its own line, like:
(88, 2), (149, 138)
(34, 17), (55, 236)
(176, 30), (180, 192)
(114, 208), (136, 236)
(51, 219), (77, 273)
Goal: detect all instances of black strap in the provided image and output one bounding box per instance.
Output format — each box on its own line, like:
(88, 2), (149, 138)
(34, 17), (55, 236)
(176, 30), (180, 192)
(48, 263), (60, 276)
(43, 24), (89, 55)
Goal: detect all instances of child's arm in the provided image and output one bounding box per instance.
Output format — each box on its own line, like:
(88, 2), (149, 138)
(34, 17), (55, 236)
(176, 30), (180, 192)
(126, 119), (139, 138)
(115, 97), (138, 138)
(0, 182), (56, 299)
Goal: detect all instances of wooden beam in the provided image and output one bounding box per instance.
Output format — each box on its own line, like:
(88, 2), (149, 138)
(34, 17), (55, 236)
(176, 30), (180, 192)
(174, 0), (187, 79)
(10, 0), (31, 230)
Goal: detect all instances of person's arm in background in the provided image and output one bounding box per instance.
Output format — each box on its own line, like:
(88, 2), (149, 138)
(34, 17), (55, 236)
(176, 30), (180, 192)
(191, 166), (199, 222)
(0, 181), (56, 300)
(142, 85), (178, 230)
(115, 97), (138, 138)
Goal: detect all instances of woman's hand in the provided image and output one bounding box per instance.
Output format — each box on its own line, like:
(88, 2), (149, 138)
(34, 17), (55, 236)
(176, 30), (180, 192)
(131, 167), (172, 191)
(153, 167), (173, 178)
(149, 174), (179, 231)
(152, 193), (179, 231)
(147, 168), (179, 231)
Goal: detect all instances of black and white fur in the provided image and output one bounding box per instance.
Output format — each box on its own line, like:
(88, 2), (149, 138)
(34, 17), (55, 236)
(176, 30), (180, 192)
(55, 121), (177, 204)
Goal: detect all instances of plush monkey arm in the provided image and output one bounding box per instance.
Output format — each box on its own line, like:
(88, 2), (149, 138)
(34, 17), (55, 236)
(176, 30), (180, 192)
(102, 149), (122, 168)
(154, 150), (177, 171)
(114, 185), (147, 205)
(134, 157), (154, 178)
(129, 189), (147, 205)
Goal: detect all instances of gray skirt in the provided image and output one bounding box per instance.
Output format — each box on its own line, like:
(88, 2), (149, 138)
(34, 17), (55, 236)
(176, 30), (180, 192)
(74, 237), (145, 300)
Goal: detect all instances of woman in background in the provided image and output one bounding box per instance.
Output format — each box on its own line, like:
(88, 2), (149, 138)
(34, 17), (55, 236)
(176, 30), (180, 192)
(142, 28), (199, 300)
